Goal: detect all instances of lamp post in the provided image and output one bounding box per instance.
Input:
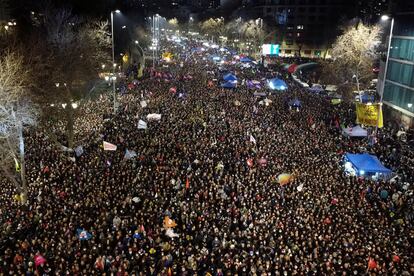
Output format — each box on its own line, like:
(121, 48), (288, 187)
(376, 15), (394, 134)
(111, 10), (121, 114)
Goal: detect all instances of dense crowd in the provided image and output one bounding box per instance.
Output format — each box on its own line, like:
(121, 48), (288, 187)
(0, 38), (413, 275)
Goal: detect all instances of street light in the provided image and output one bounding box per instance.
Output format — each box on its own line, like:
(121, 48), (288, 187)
(376, 14), (394, 134)
(110, 10), (121, 114)
(381, 15), (390, 21)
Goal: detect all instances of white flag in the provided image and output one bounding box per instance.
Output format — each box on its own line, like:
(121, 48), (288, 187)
(138, 120), (147, 129)
(74, 146), (84, 157)
(147, 114), (161, 121)
(165, 228), (179, 239)
(140, 100), (147, 108)
(103, 141), (117, 151)
(297, 184), (304, 192)
(124, 149), (137, 160)
(249, 134), (256, 144)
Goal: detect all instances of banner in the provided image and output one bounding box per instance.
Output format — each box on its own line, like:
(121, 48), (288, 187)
(103, 141), (117, 151)
(355, 103), (383, 128)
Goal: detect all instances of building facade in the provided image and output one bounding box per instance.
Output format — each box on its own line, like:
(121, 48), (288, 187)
(381, 12), (414, 126)
(249, 0), (354, 58)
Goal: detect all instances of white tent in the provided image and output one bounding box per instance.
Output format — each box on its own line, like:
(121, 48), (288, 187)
(342, 125), (368, 137)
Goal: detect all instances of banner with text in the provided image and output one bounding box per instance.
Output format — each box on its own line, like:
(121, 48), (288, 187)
(355, 102), (383, 128)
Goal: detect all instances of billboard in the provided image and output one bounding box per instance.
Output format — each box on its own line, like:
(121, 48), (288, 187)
(262, 44), (280, 56)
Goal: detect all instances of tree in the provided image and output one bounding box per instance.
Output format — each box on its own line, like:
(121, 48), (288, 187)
(199, 18), (224, 41)
(168, 18), (179, 30)
(323, 23), (381, 99)
(0, 51), (37, 202)
(32, 8), (111, 148)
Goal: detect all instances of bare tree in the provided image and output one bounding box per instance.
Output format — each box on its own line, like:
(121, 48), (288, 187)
(32, 8), (111, 148)
(325, 23), (381, 98)
(0, 51), (37, 202)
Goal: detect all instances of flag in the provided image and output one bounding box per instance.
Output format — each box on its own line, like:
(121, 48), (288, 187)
(185, 177), (190, 189)
(14, 158), (20, 172)
(297, 184), (304, 192)
(258, 157), (267, 167)
(34, 255), (46, 267)
(368, 258), (377, 270)
(103, 141), (117, 151)
(356, 102), (383, 127)
(74, 146), (84, 157)
(163, 216), (177, 228)
(133, 231), (142, 239)
(165, 228), (179, 238)
(247, 158), (254, 167)
(77, 228), (92, 240)
(278, 173), (293, 185)
(249, 134), (256, 144)
(147, 114), (162, 121)
(124, 149), (137, 160)
(169, 87), (177, 94)
(253, 105), (258, 114)
(140, 100), (147, 108)
(138, 120), (147, 129)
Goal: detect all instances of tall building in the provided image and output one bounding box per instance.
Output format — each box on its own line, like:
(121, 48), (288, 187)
(248, 0), (355, 58)
(380, 10), (414, 126)
(358, 0), (390, 23)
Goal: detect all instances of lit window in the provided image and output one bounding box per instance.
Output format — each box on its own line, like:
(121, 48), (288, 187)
(297, 25), (304, 30)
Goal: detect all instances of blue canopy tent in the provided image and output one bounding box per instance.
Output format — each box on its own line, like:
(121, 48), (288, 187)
(288, 99), (302, 108)
(240, 57), (253, 62)
(221, 81), (237, 89)
(268, 78), (288, 91)
(344, 153), (392, 179)
(223, 73), (238, 82)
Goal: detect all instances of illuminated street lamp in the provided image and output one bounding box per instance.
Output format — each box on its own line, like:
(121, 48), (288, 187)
(376, 14), (394, 134)
(110, 10), (121, 114)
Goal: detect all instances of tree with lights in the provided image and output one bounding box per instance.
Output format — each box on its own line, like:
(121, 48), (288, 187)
(0, 51), (37, 203)
(321, 23), (381, 99)
(199, 18), (224, 42)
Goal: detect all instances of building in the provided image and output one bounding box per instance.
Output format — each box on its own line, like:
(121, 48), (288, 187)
(380, 10), (414, 127)
(247, 0), (355, 58)
(190, 0), (221, 10)
(358, 0), (390, 23)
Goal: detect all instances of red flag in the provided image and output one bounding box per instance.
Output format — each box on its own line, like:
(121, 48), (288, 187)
(368, 258), (377, 270)
(247, 158), (253, 167)
(185, 177), (190, 189)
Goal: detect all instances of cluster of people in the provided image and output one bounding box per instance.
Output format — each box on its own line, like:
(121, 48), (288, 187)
(0, 37), (413, 275)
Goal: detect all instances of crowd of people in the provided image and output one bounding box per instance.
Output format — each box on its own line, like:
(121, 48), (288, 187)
(0, 36), (413, 275)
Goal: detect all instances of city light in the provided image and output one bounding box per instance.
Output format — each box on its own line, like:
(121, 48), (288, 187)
(381, 15), (390, 21)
